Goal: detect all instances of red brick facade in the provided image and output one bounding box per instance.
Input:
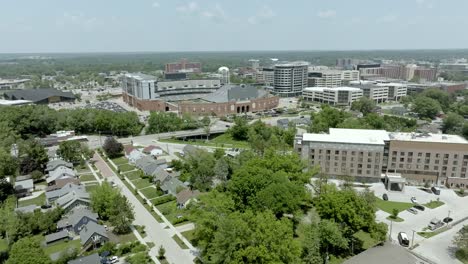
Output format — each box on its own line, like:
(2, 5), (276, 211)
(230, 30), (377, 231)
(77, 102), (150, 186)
(123, 92), (279, 116)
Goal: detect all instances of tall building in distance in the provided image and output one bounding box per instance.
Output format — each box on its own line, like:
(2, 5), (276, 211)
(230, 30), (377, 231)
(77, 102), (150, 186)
(308, 70), (342, 88)
(262, 68), (275, 86)
(249, 59), (260, 70)
(165, 59), (202, 74)
(217, 66), (230, 85)
(273, 61), (308, 97)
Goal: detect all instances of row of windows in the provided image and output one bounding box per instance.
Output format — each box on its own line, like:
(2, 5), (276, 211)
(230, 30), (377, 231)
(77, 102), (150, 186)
(392, 151), (468, 160)
(311, 149), (380, 157)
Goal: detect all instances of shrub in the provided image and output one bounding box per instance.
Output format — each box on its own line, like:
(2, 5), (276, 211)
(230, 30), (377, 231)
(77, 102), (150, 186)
(153, 195), (176, 206)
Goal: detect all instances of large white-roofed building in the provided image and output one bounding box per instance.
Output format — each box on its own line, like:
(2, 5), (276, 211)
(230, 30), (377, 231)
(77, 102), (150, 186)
(302, 87), (363, 106)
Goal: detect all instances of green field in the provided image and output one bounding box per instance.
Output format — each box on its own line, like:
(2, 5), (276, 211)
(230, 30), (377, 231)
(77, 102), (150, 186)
(112, 156), (129, 165)
(79, 174), (97, 182)
(43, 239), (81, 255)
(424, 200), (445, 209)
(119, 163), (135, 172)
(132, 178), (153, 190)
(418, 226), (450, 238)
(156, 201), (189, 224)
(85, 184), (99, 193)
(18, 193), (46, 207)
(125, 170), (142, 180)
(140, 187), (163, 199)
(375, 198), (414, 214)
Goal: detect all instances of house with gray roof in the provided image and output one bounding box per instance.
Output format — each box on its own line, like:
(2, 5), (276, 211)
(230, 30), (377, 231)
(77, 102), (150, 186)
(55, 187), (90, 213)
(153, 167), (170, 184)
(161, 177), (186, 195)
(46, 183), (84, 204)
(135, 156), (155, 170)
(79, 221), (108, 250)
(46, 159), (73, 172)
(68, 253), (101, 264)
(45, 230), (70, 245)
(47, 166), (76, 185)
(57, 208), (98, 234)
(176, 189), (201, 208)
(128, 149), (145, 164)
(344, 243), (417, 264)
(46, 178), (80, 192)
(14, 179), (34, 197)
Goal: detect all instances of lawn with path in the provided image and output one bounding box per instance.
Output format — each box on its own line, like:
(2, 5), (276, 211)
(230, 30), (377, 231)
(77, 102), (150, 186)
(112, 156), (129, 165)
(85, 184), (99, 193)
(375, 198), (413, 214)
(125, 171), (142, 181)
(132, 178), (153, 190)
(79, 174), (97, 182)
(18, 193), (46, 207)
(424, 200), (445, 209)
(156, 201), (190, 224)
(140, 187), (163, 200)
(119, 163), (135, 173)
(43, 239), (81, 256)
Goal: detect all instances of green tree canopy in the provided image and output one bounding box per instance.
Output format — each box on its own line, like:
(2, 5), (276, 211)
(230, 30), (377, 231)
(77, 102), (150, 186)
(412, 96), (442, 119)
(351, 97), (376, 116)
(6, 237), (51, 264)
(442, 112), (465, 134)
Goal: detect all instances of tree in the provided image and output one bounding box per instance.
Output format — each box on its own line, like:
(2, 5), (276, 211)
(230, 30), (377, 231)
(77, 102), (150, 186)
(18, 139), (48, 175)
(463, 123), (468, 139)
(0, 149), (18, 178)
(30, 170), (44, 181)
(351, 97), (376, 116)
(57, 140), (82, 164)
(213, 157), (229, 182)
(185, 149), (216, 191)
(454, 225), (468, 260)
(442, 112), (465, 134)
(412, 96), (441, 119)
(0, 179), (14, 202)
(108, 195), (134, 234)
(213, 148), (225, 160)
(91, 182), (118, 219)
(309, 106), (350, 133)
(201, 116), (213, 140)
(318, 220), (348, 256)
(103, 137), (124, 158)
(6, 237), (51, 264)
(421, 88), (452, 110)
(230, 117), (249, 141)
(391, 208), (399, 220)
(158, 245), (166, 260)
(146, 112), (184, 133)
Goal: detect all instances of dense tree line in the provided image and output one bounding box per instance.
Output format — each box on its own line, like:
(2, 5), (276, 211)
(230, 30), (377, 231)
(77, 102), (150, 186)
(146, 112), (201, 134)
(308, 105), (417, 133)
(186, 151), (386, 263)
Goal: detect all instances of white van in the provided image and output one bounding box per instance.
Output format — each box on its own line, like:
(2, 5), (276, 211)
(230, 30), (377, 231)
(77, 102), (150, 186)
(398, 232), (409, 247)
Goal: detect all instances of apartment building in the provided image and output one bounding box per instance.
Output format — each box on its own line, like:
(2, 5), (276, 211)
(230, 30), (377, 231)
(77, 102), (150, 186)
(302, 87), (363, 106)
(296, 129), (468, 186)
(273, 61), (309, 97)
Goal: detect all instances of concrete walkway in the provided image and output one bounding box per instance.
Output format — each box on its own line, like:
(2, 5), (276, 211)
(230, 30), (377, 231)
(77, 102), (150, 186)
(18, 190), (44, 201)
(93, 153), (196, 264)
(176, 223), (195, 233)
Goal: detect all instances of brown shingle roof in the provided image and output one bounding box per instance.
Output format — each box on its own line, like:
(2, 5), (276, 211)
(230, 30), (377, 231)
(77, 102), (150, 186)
(176, 189), (201, 204)
(46, 178), (81, 192)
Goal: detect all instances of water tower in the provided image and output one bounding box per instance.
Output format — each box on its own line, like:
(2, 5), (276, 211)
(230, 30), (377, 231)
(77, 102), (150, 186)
(218, 66), (230, 85)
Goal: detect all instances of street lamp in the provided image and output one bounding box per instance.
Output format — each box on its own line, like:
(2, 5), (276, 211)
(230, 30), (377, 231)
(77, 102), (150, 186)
(411, 230), (416, 248)
(388, 219), (393, 241)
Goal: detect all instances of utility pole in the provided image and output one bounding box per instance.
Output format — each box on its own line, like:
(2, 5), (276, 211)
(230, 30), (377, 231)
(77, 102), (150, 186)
(411, 230), (415, 248)
(389, 219), (393, 241)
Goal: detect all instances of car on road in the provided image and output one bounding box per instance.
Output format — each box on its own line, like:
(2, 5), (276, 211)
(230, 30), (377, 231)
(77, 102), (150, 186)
(382, 193), (388, 201)
(407, 208), (418, 214)
(398, 232), (410, 247)
(443, 217), (453, 224)
(413, 205), (425, 211)
(411, 196), (418, 203)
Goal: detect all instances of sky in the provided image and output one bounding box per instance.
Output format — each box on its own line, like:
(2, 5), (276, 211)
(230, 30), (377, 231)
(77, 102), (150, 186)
(1, 0), (467, 53)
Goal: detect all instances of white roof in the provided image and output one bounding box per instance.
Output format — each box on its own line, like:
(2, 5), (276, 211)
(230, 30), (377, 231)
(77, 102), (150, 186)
(389, 132), (468, 144)
(303, 128), (389, 145)
(376, 83), (407, 87)
(0, 99), (32, 106)
(303, 87), (362, 92)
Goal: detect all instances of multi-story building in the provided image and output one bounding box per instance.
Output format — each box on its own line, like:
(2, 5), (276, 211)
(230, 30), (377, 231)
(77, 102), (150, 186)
(308, 70), (342, 88)
(121, 73), (158, 106)
(341, 70), (360, 82)
(262, 67), (275, 86)
(273, 61), (308, 97)
(302, 87), (363, 106)
(414, 68), (437, 82)
(349, 81), (388, 103)
(165, 59), (202, 74)
(295, 129), (468, 186)
(381, 65), (406, 79)
(377, 83), (407, 100)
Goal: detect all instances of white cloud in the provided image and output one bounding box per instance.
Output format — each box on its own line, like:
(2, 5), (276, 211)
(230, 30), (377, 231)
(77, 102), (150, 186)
(377, 14), (398, 23)
(176, 1), (199, 14)
(317, 10), (336, 19)
(201, 4), (227, 22)
(152, 1), (160, 8)
(248, 5), (276, 25)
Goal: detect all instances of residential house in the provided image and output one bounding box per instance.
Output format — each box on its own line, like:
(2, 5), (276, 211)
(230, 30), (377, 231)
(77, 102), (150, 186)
(176, 189), (201, 208)
(123, 145), (136, 157)
(46, 183), (84, 203)
(47, 166), (76, 185)
(344, 243), (417, 264)
(143, 145), (163, 156)
(45, 230), (70, 245)
(128, 150), (145, 164)
(46, 159), (73, 172)
(68, 253), (101, 264)
(46, 178), (81, 192)
(161, 177), (186, 196)
(135, 156), (155, 170)
(55, 187), (90, 213)
(57, 208), (98, 234)
(14, 179), (34, 197)
(79, 222), (109, 250)
(153, 167), (171, 184)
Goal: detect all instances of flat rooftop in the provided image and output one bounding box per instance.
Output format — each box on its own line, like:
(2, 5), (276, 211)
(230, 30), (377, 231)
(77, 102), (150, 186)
(389, 132), (468, 144)
(303, 87), (363, 92)
(303, 128), (389, 145)
(125, 73), (156, 81)
(0, 99), (32, 105)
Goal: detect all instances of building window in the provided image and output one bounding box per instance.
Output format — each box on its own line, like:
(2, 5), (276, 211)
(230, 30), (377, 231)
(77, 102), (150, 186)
(400, 157), (405, 162)
(455, 154), (459, 159)
(400, 152), (405, 156)
(424, 165), (429, 170)
(408, 152), (413, 157)
(418, 153), (422, 157)
(454, 161), (458, 165)
(392, 151), (397, 156)
(408, 158), (413, 163)
(434, 166), (439, 170)
(335, 150), (339, 155)
(444, 154), (449, 159)
(425, 153), (431, 158)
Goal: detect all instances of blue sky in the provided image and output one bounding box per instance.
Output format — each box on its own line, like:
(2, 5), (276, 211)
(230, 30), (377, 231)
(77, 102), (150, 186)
(1, 0), (467, 53)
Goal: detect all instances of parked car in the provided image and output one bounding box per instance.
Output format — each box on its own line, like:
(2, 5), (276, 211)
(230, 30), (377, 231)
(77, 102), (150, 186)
(413, 205), (425, 211)
(411, 197), (418, 203)
(382, 193), (388, 201)
(443, 217), (453, 224)
(109, 256), (118, 263)
(398, 232), (410, 247)
(407, 208), (418, 214)
(428, 218), (444, 231)
(431, 186), (441, 195)
(41, 204), (52, 209)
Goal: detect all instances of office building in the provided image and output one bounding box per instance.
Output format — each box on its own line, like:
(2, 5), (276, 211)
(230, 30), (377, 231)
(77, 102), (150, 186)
(414, 68), (437, 82)
(263, 68), (275, 86)
(302, 87), (363, 106)
(341, 70), (360, 82)
(376, 83), (407, 100)
(273, 61), (308, 97)
(308, 70), (342, 88)
(165, 59), (202, 74)
(295, 129), (468, 186)
(349, 81), (389, 103)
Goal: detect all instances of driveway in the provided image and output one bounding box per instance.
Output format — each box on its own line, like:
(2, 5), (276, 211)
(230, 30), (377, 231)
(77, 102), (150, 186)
(94, 153), (196, 263)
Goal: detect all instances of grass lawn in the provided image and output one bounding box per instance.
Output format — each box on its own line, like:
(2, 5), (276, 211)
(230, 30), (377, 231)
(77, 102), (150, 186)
(112, 156), (129, 165)
(424, 200), (445, 209)
(0, 238), (8, 252)
(119, 163), (135, 173)
(375, 198), (414, 214)
(132, 178), (153, 190)
(140, 187), (163, 199)
(181, 230), (195, 244)
(18, 193), (46, 207)
(125, 171), (142, 181)
(353, 230), (379, 250)
(418, 226), (450, 238)
(85, 184), (99, 193)
(456, 250), (468, 264)
(43, 239), (81, 255)
(156, 201), (189, 224)
(386, 215), (404, 222)
(79, 174), (97, 182)
(116, 231), (138, 244)
(172, 235), (189, 249)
